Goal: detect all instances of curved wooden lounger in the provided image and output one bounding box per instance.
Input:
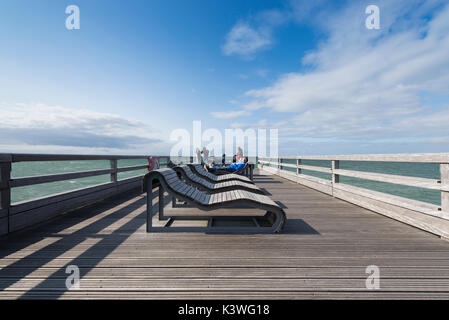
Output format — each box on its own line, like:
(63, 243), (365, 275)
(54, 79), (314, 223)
(173, 165), (264, 195)
(187, 164), (254, 184)
(143, 168), (286, 233)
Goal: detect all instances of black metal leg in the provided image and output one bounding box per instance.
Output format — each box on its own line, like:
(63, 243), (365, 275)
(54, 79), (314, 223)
(146, 177), (153, 232)
(159, 184), (164, 220)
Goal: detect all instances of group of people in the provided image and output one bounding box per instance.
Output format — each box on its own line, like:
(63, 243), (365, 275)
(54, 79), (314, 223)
(150, 147), (249, 174)
(207, 147), (248, 174)
(207, 155), (248, 173)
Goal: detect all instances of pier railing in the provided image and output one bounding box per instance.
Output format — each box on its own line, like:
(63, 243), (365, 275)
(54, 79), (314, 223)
(0, 154), (169, 235)
(259, 153), (449, 239)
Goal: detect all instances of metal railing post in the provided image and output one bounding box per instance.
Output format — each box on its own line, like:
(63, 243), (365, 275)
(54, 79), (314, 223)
(296, 158), (301, 176)
(146, 176), (153, 232)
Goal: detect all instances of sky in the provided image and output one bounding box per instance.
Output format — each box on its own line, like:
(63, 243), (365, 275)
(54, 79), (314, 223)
(1, 0), (449, 156)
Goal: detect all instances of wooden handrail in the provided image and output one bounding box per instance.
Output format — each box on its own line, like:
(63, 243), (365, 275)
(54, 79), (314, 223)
(261, 153), (449, 163)
(259, 159), (444, 190)
(0, 154), (171, 235)
(258, 153), (449, 225)
(7, 153), (157, 162)
(9, 168), (114, 188)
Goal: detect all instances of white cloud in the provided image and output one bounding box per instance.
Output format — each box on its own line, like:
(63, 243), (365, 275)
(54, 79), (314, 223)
(222, 22), (272, 56)
(240, 0), (449, 143)
(0, 103), (164, 151)
(222, 9), (289, 57)
(241, 100), (265, 110)
(230, 119), (269, 129)
(210, 109), (251, 119)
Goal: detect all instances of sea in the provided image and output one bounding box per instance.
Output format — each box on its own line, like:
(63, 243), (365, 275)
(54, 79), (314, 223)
(11, 158), (441, 206)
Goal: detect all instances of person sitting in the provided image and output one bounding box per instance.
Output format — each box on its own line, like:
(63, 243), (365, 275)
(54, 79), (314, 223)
(208, 157), (248, 174)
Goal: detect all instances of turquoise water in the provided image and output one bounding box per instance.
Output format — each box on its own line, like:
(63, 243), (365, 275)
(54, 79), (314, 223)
(263, 159), (441, 206)
(11, 159), (150, 204)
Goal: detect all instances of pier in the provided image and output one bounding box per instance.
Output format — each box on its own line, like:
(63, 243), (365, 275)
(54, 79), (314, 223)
(1, 153), (449, 299)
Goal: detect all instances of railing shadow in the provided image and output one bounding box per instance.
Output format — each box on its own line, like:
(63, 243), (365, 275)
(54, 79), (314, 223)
(0, 188), (168, 299)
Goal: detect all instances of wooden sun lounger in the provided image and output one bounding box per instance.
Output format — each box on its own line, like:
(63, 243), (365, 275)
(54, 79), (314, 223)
(187, 164), (254, 184)
(173, 165), (265, 195)
(143, 168), (286, 233)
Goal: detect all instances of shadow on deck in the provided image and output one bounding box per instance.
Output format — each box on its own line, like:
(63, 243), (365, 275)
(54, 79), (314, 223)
(1, 170), (449, 299)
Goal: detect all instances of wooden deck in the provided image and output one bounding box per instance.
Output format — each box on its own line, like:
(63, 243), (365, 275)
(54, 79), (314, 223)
(1, 170), (449, 299)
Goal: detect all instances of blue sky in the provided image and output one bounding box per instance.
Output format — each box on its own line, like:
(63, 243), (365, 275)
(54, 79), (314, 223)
(1, 0), (449, 156)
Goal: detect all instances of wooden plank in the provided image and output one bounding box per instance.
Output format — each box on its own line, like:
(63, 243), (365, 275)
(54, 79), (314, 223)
(300, 164), (332, 174)
(116, 165), (148, 173)
(10, 154), (150, 162)
(333, 169), (441, 190)
(278, 162), (297, 169)
(10, 168), (113, 188)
